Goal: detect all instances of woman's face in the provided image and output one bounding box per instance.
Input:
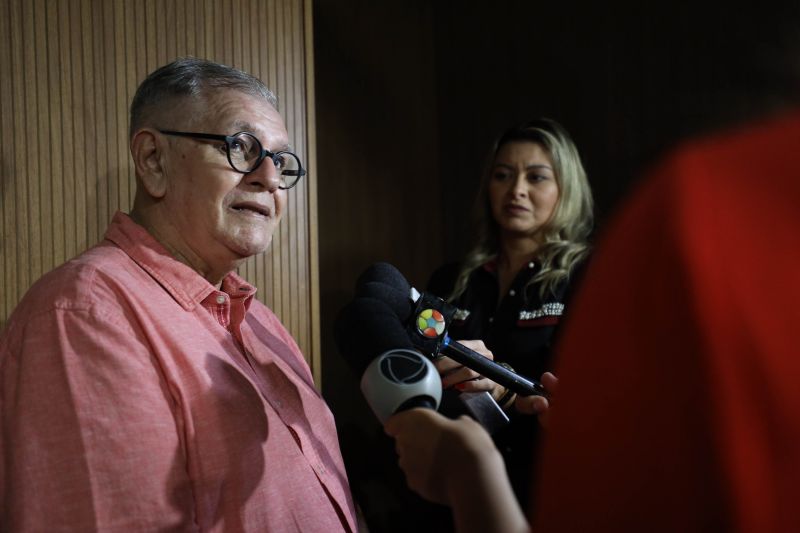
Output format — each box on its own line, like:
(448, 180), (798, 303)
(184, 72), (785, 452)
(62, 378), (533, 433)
(488, 141), (560, 241)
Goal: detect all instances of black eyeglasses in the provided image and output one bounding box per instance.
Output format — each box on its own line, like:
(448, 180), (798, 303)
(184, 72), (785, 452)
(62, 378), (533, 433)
(159, 130), (306, 190)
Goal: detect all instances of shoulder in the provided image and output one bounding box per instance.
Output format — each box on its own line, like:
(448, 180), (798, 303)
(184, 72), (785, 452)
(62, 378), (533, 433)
(648, 109), (800, 215)
(2, 242), (140, 337)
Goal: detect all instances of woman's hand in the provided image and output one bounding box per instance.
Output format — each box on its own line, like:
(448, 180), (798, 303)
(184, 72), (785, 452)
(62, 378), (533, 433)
(514, 371), (559, 426)
(385, 408), (529, 533)
(384, 408), (499, 505)
(433, 340), (502, 395)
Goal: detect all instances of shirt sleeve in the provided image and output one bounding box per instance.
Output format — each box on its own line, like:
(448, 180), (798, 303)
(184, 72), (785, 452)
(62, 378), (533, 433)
(1, 304), (196, 531)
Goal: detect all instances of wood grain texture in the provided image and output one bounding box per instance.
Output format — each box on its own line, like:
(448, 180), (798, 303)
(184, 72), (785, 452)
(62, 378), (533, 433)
(0, 0), (320, 378)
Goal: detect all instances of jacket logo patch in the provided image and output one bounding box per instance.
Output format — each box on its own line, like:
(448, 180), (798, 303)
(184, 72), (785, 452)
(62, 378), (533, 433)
(452, 308), (471, 322)
(518, 302), (564, 321)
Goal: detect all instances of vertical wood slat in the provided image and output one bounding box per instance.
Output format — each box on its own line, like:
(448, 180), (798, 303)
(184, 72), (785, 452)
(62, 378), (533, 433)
(69, 0), (87, 255)
(35, 0), (52, 277)
(58, 0), (75, 261)
(23, 0), (42, 285)
(302, 0), (321, 383)
(0, 0), (320, 377)
(0, 0), (16, 317)
(48, 0), (65, 269)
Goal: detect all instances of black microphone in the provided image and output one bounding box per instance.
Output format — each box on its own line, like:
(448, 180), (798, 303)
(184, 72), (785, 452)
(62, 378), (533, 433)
(334, 296), (413, 376)
(355, 262), (412, 295)
(354, 263), (547, 397)
(334, 297), (442, 423)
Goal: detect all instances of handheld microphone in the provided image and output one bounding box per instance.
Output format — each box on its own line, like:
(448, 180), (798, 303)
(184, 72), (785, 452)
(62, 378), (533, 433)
(354, 263), (547, 397)
(360, 349), (442, 424)
(334, 297), (442, 423)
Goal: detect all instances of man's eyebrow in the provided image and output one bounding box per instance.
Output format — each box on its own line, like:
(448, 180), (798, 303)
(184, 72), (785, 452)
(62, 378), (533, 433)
(229, 121), (293, 150)
(230, 120), (257, 132)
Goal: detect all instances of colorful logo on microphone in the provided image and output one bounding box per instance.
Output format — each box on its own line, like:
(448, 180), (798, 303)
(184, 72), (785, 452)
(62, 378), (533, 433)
(416, 309), (445, 338)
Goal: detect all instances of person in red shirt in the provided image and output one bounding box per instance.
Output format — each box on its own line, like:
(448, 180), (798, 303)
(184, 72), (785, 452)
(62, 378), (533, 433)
(0, 58), (356, 531)
(386, 108), (800, 533)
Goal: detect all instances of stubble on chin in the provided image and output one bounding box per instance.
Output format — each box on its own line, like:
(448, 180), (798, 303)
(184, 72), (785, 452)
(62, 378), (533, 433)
(226, 221), (277, 258)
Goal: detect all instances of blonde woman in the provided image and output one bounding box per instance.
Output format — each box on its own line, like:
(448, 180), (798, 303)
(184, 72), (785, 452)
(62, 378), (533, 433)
(428, 118), (593, 504)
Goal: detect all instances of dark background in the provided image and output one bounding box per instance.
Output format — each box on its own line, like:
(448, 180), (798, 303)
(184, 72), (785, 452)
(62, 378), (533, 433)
(313, 0), (799, 526)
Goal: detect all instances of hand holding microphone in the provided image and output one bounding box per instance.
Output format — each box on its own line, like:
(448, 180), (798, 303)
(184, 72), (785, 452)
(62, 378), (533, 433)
(435, 339), (497, 394)
(353, 262), (548, 398)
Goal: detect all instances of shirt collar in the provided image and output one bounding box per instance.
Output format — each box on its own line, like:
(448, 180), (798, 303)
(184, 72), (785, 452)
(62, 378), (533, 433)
(104, 211), (256, 310)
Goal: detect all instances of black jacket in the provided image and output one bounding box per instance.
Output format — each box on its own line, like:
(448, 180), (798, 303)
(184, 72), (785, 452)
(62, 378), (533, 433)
(427, 258), (583, 505)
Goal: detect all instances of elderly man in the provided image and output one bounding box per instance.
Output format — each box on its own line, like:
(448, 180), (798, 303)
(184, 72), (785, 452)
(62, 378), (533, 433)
(1, 58), (356, 531)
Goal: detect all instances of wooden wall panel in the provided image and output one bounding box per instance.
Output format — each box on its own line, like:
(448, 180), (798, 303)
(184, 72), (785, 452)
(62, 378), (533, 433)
(0, 0), (321, 379)
(313, 0), (442, 429)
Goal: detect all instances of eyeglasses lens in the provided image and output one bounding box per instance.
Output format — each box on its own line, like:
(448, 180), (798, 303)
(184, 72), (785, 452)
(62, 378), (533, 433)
(276, 153), (302, 188)
(227, 133), (261, 173)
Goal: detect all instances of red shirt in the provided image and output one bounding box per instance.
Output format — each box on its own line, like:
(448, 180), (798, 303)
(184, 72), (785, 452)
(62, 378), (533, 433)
(532, 110), (800, 532)
(1, 212), (356, 532)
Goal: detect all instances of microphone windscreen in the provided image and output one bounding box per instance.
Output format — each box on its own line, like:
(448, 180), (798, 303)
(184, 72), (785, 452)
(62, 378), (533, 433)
(360, 349), (441, 423)
(334, 297), (416, 376)
(355, 281), (414, 321)
(355, 262), (411, 294)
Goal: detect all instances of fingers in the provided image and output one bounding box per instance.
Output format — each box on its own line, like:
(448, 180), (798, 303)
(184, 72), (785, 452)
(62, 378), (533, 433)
(441, 363), (490, 389)
(384, 408), (455, 504)
(457, 339), (494, 360)
(435, 340), (497, 391)
(512, 371), (559, 426)
(541, 371), (559, 393)
(433, 355), (462, 374)
(514, 394), (550, 416)
(454, 377), (497, 393)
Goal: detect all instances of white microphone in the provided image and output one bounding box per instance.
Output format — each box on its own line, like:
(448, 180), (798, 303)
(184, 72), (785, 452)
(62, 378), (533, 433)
(360, 349), (442, 424)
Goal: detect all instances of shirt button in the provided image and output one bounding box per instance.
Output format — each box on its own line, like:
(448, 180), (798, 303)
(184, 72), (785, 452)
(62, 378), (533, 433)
(509, 290), (516, 296)
(528, 262), (535, 268)
(275, 399), (283, 408)
(216, 295), (226, 304)
(489, 317), (494, 323)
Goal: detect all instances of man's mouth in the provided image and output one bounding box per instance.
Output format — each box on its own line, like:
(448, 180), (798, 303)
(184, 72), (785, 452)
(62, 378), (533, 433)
(230, 202), (271, 217)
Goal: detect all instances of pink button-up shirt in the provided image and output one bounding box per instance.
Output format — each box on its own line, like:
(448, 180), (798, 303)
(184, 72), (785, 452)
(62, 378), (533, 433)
(1, 212), (356, 532)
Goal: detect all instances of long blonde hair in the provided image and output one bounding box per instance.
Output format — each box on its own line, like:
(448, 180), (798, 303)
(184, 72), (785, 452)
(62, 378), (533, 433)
(449, 118), (593, 302)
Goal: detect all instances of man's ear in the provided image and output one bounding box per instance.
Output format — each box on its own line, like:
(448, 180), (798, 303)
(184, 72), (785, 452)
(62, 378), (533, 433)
(131, 129), (168, 198)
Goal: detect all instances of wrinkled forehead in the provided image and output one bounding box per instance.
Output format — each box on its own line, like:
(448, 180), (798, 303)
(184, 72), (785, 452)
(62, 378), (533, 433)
(193, 89), (290, 149)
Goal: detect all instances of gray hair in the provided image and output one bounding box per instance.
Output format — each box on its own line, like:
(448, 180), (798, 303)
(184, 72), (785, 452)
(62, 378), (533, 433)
(129, 57), (277, 138)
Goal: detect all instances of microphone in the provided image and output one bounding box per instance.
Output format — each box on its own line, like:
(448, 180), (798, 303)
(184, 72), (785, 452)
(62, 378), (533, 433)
(356, 262), (412, 295)
(354, 263), (547, 397)
(335, 297), (442, 423)
(334, 296), (413, 377)
(360, 349), (442, 424)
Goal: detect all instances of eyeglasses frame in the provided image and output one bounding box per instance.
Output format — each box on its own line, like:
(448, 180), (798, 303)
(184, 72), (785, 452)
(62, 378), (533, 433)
(158, 129), (306, 190)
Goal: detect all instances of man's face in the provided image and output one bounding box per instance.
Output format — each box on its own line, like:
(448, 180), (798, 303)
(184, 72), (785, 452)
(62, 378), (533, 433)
(159, 90), (290, 270)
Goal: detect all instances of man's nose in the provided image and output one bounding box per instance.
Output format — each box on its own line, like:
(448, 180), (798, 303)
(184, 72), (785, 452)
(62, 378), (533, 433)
(243, 158), (281, 192)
